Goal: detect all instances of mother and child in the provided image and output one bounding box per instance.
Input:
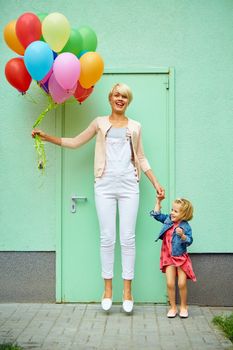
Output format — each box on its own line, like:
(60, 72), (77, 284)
(32, 82), (196, 316)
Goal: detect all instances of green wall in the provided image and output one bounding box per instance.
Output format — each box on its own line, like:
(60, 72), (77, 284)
(0, 0), (232, 252)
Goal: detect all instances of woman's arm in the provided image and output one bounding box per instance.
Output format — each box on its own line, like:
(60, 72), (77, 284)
(31, 129), (62, 145)
(145, 169), (165, 196)
(136, 126), (165, 197)
(32, 118), (98, 149)
(61, 118), (97, 148)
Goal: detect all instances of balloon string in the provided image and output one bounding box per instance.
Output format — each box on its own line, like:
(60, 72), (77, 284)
(33, 96), (57, 128)
(64, 98), (77, 105)
(23, 92), (38, 104)
(34, 134), (47, 171)
(33, 96), (58, 170)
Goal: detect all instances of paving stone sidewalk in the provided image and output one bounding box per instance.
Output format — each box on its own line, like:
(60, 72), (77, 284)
(0, 303), (232, 350)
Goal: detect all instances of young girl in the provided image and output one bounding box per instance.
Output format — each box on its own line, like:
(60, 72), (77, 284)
(150, 196), (196, 318)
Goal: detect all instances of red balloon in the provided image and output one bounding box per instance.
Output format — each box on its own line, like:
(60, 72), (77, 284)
(5, 58), (32, 93)
(74, 81), (94, 103)
(16, 12), (42, 49)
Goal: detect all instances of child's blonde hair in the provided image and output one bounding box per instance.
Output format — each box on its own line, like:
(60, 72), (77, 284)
(108, 83), (133, 105)
(174, 198), (194, 221)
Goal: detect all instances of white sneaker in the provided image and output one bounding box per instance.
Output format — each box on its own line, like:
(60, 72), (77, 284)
(122, 299), (134, 313)
(101, 294), (112, 311)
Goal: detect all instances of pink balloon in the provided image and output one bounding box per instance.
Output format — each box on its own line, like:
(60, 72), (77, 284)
(40, 67), (53, 84)
(53, 52), (80, 90)
(48, 73), (76, 103)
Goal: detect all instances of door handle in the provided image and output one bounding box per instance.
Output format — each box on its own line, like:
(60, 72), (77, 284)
(71, 195), (87, 213)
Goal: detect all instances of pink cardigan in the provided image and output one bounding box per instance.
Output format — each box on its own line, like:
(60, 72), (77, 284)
(61, 116), (151, 178)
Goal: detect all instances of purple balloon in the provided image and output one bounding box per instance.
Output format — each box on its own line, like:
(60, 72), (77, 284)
(53, 51), (58, 59)
(53, 52), (80, 90)
(48, 73), (76, 103)
(40, 67), (53, 84)
(40, 80), (49, 94)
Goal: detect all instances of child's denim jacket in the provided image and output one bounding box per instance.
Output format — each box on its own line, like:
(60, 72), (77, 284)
(150, 210), (193, 256)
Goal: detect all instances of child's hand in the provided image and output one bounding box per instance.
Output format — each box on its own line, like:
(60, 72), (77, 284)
(156, 195), (165, 202)
(153, 193), (165, 212)
(176, 227), (184, 236)
(157, 193), (165, 201)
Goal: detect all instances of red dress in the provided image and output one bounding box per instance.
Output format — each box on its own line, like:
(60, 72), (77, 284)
(160, 222), (196, 281)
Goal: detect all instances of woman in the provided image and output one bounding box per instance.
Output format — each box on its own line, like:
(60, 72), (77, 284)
(32, 83), (165, 313)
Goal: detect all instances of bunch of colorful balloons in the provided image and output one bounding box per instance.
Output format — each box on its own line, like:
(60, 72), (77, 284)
(4, 12), (104, 104)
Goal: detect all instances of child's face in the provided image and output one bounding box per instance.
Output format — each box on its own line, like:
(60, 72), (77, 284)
(170, 202), (183, 222)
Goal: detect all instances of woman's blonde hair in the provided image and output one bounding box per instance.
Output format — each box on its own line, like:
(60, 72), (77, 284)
(174, 198), (194, 221)
(108, 83), (133, 105)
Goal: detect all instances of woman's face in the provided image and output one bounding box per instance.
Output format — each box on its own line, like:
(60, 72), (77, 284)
(110, 88), (129, 114)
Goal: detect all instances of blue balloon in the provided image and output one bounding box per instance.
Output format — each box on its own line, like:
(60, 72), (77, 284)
(24, 41), (54, 81)
(78, 50), (88, 58)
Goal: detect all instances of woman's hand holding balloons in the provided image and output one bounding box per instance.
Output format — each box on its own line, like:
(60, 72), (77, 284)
(31, 129), (47, 141)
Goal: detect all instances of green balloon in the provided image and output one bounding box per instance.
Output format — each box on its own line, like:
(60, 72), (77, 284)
(78, 26), (97, 52)
(61, 28), (83, 56)
(37, 13), (48, 22)
(37, 13), (48, 42)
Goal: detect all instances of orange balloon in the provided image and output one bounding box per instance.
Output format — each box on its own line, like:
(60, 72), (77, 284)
(79, 52), (104, 88)
(4, 20), (25, 55)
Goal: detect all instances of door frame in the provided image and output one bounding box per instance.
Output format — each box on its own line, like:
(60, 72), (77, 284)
(55, 67), (175, 302)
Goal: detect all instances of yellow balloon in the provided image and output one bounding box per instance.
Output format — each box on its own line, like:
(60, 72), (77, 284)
(79, 52), (104, 89)
(42, 12), (70, 52)
(4, 20), (25, 55)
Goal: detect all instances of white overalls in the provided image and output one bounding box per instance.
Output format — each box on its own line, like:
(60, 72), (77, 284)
(95, 127), (140, 280)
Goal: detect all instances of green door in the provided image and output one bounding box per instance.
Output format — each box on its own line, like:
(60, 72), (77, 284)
(59, 70), (174, 302)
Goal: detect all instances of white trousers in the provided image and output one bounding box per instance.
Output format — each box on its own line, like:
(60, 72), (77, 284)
(95, 171), (139, 280)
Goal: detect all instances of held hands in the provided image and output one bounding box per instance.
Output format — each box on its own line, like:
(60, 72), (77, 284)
(155, 183), (165, 200)
(157, 191), (165, 201)
(153, 185), (165, 212)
